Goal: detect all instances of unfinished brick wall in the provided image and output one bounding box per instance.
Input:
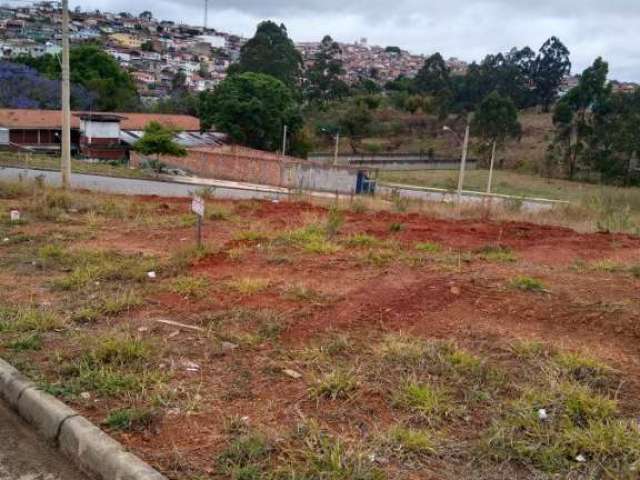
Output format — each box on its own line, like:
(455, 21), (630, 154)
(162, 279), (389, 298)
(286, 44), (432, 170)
(130, 145), (360, 193)
(130, 146), (285, 186)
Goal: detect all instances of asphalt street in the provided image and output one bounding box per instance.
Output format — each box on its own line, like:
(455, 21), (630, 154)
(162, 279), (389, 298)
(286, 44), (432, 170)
(0, 400), (88, 480)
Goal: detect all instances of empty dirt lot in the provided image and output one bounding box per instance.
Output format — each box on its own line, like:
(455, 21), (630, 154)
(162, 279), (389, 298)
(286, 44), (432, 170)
(1, 182), (640, 479)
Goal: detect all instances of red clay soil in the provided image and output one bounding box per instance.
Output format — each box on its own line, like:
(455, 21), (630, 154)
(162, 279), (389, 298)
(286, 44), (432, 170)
(6, 197), (640, 478)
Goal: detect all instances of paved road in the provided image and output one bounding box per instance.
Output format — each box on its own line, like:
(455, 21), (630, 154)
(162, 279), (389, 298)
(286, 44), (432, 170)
(0, 400), (88, 480)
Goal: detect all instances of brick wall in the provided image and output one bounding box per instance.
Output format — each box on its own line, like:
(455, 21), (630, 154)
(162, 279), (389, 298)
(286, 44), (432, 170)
(130, 145), (361, 193)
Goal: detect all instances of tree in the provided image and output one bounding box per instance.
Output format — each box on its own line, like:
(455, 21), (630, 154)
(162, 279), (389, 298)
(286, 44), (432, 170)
(471, 92), (522, 188)
(234, 21), (303, 90)
(415, 53), (451, 95)
(414, 53), (452, 118)
(453, 47), (537, 111)
(304, 35), (349, 103)
(14, 45), (139, 111)
(589, 89), (640, 184)
(532, 37), (571, 111)
(199, 72), (303, 152)
(552, 57), (610, 179)
(134, 121), (187, 171)
(0, 61), (94, 109)
(338, 103), (373, 153)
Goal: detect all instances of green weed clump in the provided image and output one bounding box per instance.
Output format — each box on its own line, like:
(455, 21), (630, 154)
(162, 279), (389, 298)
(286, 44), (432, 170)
(217, 434), (272, 479)
(310, 369), (358, 400)
(6, 333), (43, 351)
(476, 244), (517, 263)
(73, 289), (143, 323)
(344, 233), (382, 248)
(172, 275), (211, 298)
(40, 247), (158, 291)
(91, 335), (153, 366)
(104, 408), (155, 431)
(393, 379), (453, 421)
(282, 428), (385, 480)
(510, 275), (547, 292)
(280, 224), (341, 254)
(551, 352), (615, 390)
(415, 242), (442, 253)
(227, 277), (270, 295)
(45, 335), (162, 399)
(485, 381), (640, 475)
(385, 426), (437, 457)
(0, 305), (64, 333)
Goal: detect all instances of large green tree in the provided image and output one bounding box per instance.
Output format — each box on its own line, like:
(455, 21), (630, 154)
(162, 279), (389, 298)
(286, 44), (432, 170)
(15, 45), (139, 111)
(199, 72), (303, 152)
(471, 92), (522, 183)
(414, 53), (453, 118)
(532, 37), (571, 111)
(552, 57), (610, 179)
(304, 35), (349, 103)
(589, 89), (640, 184)
(233, 21), (303, 90)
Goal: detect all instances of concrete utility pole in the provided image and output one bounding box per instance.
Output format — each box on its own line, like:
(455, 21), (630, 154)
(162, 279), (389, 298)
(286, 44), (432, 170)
(456, 114), (471, 202)
(60, 0), (71, 189)
(281, 124), (288, 156)
(204, 0), (208, 29)
(486, 140), (497, 194)
(333, 132), (340, 166)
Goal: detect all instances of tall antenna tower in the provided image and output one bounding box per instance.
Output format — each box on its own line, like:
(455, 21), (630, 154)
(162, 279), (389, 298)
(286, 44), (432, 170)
(204, 0), (208, 30)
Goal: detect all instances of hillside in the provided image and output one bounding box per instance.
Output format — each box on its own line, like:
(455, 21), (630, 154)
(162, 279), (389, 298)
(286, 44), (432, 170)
(309, 107), (554, 173)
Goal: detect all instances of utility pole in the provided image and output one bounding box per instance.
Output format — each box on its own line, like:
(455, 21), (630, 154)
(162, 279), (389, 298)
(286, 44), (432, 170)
(204, 0), (209, 30)
(456, 114), (471, 202)
(60, 0), (71, 189)
(486, 140), (497, 194)
(333, 131), (340, 166)
(281, 125), (288, 156)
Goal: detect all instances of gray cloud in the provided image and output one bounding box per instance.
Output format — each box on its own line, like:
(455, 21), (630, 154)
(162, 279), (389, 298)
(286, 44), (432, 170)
(71, 0), (640, 80)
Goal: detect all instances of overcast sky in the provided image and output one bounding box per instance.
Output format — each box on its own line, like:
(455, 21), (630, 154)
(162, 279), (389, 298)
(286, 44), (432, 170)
(69, 0), (640, 81)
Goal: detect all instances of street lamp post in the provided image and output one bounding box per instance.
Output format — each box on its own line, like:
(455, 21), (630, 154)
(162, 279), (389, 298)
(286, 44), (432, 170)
(443, 114), (471, 203)
(320, 128), (341, 166)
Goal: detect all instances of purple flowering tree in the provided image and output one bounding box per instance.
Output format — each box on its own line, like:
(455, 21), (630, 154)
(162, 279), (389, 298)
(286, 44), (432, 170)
(0, 61), (95, 110)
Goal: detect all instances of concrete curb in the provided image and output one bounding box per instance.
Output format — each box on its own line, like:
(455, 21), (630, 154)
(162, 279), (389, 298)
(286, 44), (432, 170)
(0, 358), (167, 480)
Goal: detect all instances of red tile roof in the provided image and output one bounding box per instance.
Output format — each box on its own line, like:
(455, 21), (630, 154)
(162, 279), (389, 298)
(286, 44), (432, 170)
(0, 109), (201, 131)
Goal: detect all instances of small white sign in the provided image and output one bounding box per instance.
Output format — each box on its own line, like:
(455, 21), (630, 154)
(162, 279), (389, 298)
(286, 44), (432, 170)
(10, 210), (20, 222)
(191, 195), (205, 217)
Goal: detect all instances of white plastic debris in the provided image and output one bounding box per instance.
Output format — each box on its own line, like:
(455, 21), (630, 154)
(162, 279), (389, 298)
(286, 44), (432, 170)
(10, 210), (20, 222)
(147, 271), (157, 279)
(575, 454), (587, 463)
(80, 392), (91, 400)
(283, 369), (302, 379)
(181, 360), (201, 372)
(221, 341), (239, 351)
(2, 237), (9, 243)
(538, 408), (548, 420)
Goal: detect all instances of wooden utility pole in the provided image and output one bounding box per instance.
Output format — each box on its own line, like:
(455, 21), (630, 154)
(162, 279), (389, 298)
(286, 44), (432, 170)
(60, 0), (71, 189)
